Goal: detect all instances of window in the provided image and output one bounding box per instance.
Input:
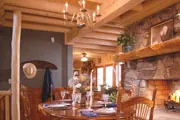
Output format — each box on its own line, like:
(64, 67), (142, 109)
(116, 63), (122, 86)
(105, 66), (113, 87)
(97, 67), (103, 91)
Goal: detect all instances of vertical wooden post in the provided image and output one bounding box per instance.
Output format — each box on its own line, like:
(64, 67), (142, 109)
(5, 96), (10, 120)
(149, 88), (157, 120)
(11, 10), (22, 120)
(112, 63), (116, 87)
(119, 62), (125, 88)
(103, 65), (106, 85)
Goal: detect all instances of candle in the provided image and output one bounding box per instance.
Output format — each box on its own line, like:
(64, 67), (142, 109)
(82, 0), (86, 9)
(89, 69), (93, 109)
(73, 84), (75, 94)
(65, 2), (68, 13)
(96, 5), (100, 15)
(72, 76), (77, 94)
(63, 11), (67, 20)
(92, 12), (96, 22)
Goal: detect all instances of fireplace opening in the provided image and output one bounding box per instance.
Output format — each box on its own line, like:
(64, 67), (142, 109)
(133, 80), (180, 110)
(169, 89), (180, 103)
(164, 89), (180, 111)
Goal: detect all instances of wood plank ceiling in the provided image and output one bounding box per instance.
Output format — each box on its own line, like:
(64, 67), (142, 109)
(0, 0), (179, 60)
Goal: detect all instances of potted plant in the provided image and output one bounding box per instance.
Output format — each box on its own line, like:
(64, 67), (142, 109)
(101, 84), (118, 103)
(117, 33), (135, 52)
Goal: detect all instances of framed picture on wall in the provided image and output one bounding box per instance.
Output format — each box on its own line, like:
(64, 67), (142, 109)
(73, 70), (80, 76)
(151, 19), (173, 45)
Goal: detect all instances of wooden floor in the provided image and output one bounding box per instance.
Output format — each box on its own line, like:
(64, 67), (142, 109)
(154, 109), (180, 120)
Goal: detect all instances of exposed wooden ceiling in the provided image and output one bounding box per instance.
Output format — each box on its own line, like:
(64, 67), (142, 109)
(0, 0), (179, 60)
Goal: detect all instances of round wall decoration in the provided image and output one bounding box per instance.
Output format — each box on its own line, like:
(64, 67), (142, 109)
(23, 63), (37, 79)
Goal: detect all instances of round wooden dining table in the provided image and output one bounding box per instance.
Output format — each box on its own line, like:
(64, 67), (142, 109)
(38, 101), (119, 120)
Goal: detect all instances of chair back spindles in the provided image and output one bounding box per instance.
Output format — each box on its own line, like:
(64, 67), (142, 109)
(117, 88), (157, 120)
(20, 84), (31, 120)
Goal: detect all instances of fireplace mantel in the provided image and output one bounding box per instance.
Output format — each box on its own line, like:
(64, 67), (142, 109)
(118, 38), (180, 62)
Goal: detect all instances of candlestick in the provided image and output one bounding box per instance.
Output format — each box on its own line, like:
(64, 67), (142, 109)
(63, 9), (67, 19)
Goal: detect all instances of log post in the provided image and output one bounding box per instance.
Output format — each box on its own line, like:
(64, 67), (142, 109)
(5, 96), (10, 120)
(11, 10), (22, 120)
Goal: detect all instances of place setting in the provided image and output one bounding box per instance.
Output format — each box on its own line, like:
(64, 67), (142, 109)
(79, 93), (117, 117)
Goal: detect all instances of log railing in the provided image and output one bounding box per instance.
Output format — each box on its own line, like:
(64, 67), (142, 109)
(0, 90), (12, 120)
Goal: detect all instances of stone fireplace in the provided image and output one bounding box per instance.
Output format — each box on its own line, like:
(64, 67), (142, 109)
(124, 52), (180, 109)
(123, 2), (180, 109)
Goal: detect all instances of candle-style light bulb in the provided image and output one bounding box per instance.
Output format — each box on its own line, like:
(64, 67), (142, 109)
(82, 0), (86, 9)
(65, 2), (68, 13)
(96, 5), (100, 15)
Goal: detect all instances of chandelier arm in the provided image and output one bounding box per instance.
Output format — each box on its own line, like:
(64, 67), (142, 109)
(86, 12), (92, 27)
(71, 12), (77, 23)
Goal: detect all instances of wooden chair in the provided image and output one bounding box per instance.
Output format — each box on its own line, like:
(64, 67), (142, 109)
(117, 88), (157, 120)
(20, 84), (32, 120)
(116, 88), (134, 120)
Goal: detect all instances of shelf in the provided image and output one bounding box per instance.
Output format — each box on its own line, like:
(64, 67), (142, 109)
(118, 38), (180, 62)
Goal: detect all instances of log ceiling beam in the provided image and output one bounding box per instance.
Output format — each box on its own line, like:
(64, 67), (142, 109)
(104, 22), (125, 29)
(95, 0), (145, 27)
(94, 26), (124, 35)
(4, 5), (71, 20)
(131, 4), (143, 12)
(0, 0), (4, 24)
(86, 0), (105, 4)
(3, 20), (70, 33)
(5, 0), (91, 15)
(74, 48), (115, 54)
(4, 12), (73, 28)
(74, 43), (116, 52)
(77, 38), (117, 46)
(113, 0), (180, 26)
(65, 0), (144, 44)
(84, 32), (119, 41)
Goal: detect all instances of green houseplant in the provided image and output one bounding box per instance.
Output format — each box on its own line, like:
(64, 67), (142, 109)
(101, 84), (118, 103)
(117, 33), (135, 52)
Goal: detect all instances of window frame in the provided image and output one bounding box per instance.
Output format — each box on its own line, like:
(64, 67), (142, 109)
(96, 63), (119, 89)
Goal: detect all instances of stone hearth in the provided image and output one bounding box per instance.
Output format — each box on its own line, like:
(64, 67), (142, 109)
(154, 109), (180, 120)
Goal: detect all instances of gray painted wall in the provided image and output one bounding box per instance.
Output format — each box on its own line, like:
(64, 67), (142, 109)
(0, 27), (73, 90)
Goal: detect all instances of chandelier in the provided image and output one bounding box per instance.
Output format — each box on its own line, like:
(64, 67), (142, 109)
(63, 0), (101, 28)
